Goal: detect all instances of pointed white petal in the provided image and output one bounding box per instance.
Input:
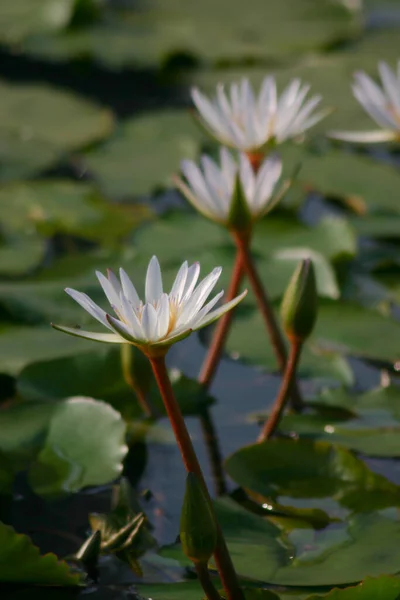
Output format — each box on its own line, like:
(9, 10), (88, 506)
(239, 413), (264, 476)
(65, 288), (111, 329)
(157, 293), (170, 338)
(119, 268), (141, 308)
(96, 271), (121, 312)
(175, 175), (220, 222)
(51, 323), (123, 343)
(252, 154), (282, 212)
(106, 314), (146, 345)
(170, 260), (188, 301)
(141, 303), (158, 341)
(378, 61), (400, 111)
(177, 267), (222, 325)
(145, 256), (163, 304)
(193, 289), (248, 330)
(188, 290), (224, 328)
(119, 293), (144, 338)
(181, 262), (201, 303)
(328, 129), (398, 143)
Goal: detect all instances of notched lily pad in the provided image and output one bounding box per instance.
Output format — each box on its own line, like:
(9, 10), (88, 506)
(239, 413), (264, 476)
(225, 438), (400, 518)
(0, 520), (80, 584)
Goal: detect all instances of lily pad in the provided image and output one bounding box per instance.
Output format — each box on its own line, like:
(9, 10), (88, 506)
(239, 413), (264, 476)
(0, 180), (151, 244)
(0, 79), (113, 151)
(84, 110), (206, 198)
(0, 520), (80, 584)
(0, 0), (74, 45)
(29, 396), (127, 495)
(17, 346), (214, 419)
(20, 0), (359, 69)
(162, 498), (400, 586)
(227, 300), (400, 382)
(0, 326), (97, 374)
(225, 438), (400, 517)
(308, 576), (400, 599)
(0, 233), (46, 278)
(0, 130), (61, 181)
(280, 145), (400, 215)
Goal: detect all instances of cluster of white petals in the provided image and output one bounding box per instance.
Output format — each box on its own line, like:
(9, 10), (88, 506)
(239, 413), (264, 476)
(175, 148), (282, 224)
(329, 60), (400, 143)
(192, 76), (327, 151)
(52, 257), (247, 351)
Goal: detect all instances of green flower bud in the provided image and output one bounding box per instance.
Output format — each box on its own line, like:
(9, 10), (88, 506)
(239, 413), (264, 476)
(227, 173), (252, 234)
(280, 259), (318, 342)
(180, 473), (217, 564)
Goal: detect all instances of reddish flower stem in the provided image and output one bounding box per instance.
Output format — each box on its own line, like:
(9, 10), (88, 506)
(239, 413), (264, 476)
(258, 339), (303, 441)
(149, 356), (244, 600)
(199, 251), (244, 389)
(195, 562), (222, 600)
(232, 232), (304, 411)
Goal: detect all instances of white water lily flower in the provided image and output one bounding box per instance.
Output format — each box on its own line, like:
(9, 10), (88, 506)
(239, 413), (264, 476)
(52, 257), (247, 353)
(329, 60), (400, 143)
(191, 77), (327, 151)
(175, 148), (282, 225)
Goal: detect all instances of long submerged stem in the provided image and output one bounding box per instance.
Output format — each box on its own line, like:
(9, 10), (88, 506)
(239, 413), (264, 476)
(258, 340), (303, 442)
(149, 355), (244, 600)
(232, 232), (303, 411)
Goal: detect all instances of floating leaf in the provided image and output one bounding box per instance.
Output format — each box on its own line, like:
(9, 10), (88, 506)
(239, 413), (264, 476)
(0, 521), (80, 584)
(0, 0), (74, 45)
(225, 439), (400, 518)
(0, 180), (151, 244)
(29, 396), (128, 495)
(0, 130), (61, 182)
(84, 110), (205, 198)
(18, 347), (214, 418)
(0, 79), (113, 151)
(307, 576), (400, 599)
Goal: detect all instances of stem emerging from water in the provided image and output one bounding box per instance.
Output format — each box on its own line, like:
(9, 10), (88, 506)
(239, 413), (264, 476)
(258, 339), (303, 442)
(149, 355), (244, 600)
(195, 562), (222, 600)
(232, 232), (303, 412)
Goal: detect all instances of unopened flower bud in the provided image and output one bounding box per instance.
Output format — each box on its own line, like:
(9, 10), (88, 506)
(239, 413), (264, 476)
(180, 473), (217, 564)
(280, 259), (318, 343)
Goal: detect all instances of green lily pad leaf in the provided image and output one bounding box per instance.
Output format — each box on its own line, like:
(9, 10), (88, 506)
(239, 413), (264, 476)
(227, 305), (353, 385)
(29, 396), (127, 496)
(162, 499), (400, 586)
(0, 400), (56, 458)
(133, 211), (356, 266)
(0, 130), (61, 181)
(349, 213), (400, 240)
(0, 233), (46, 278)
(0, 326), (99, 375)
(280, 145), (400, 215)
(312, 301), (400, 363)
(307, 576), (400, 599)
(19, 0), (359, 69)
(268, 385), (400, 457)
(0, 79), (113, 151)
(140, 583), (279, 600)
(0, 180), (151, 244)
(225, 439), (400, 518)
(0, 0), (74, 45)
(84, 110), (205, 198)
(17, 347), (214, 419)
(227, 300), (400, 382)
(0, 521), (80, 584)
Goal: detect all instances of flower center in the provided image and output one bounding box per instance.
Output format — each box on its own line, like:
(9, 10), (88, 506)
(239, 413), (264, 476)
(387, 103), (400, 127)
